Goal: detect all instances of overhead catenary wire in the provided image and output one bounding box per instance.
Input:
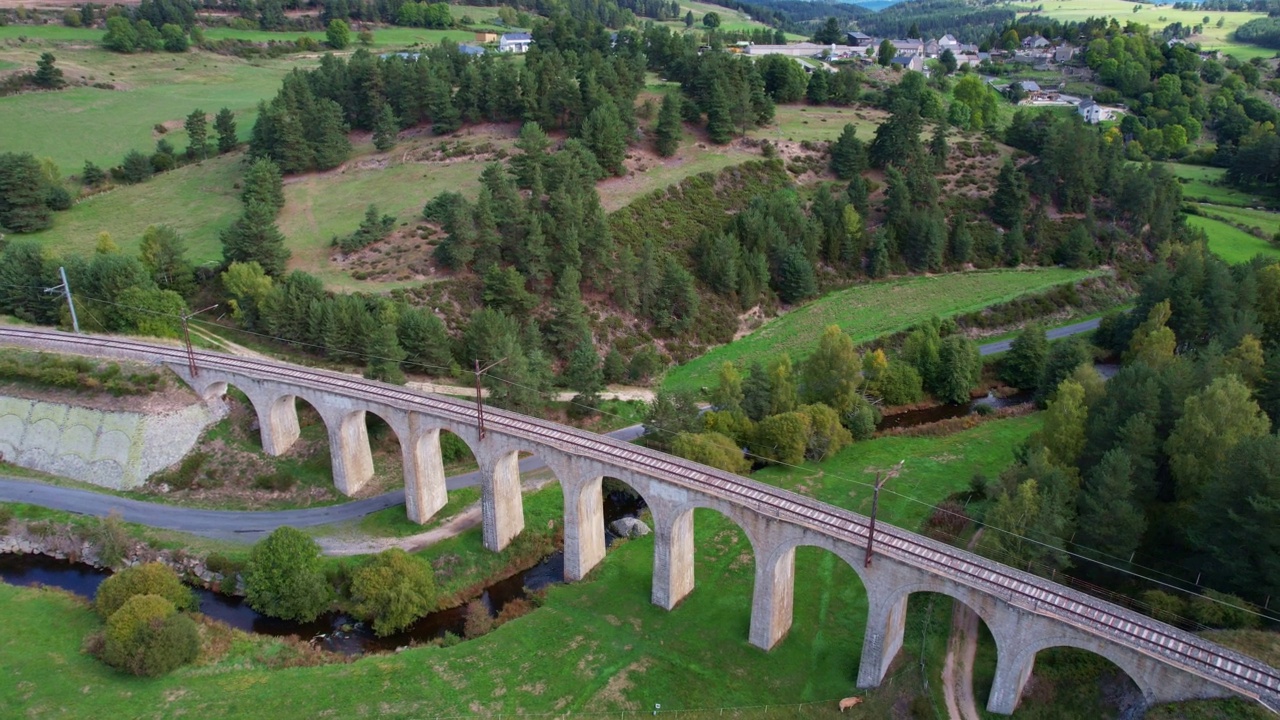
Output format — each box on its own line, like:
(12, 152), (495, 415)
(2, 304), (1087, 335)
(5, 288), (1276, 624)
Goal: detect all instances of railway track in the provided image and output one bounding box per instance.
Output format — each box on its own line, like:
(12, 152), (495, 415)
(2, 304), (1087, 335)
(2, 327), (1277, 709)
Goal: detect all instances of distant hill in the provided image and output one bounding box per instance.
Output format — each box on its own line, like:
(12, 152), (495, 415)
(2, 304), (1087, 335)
(842, 0), (909, 10)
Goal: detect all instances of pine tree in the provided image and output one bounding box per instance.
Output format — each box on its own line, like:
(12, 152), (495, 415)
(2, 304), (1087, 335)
(580, 101), (627, 177)
(33, 52), (65, 89)
(82, 160), (106, 187)
(806, 69), (829, 105)
(214, 107), (238, 154)
(511, 122), (549, 188)
(183, 108), (208, 160)
(705, 83), (734, 145)
(548, 268), (590, 358)
(562, 334), (604, 397)
(372, 103), (398, 152)
(221, 201), (291, 276)
(948, 215), (972, 265)
(0, 153), (54, 233)
(396, 307), (452, 372)
(775, 245), (817, 304)
(1076, 448), (1146, 561)
(365, 305), (407, 384)
(929, 125), (948, 171)
(138, 224), (194, 297)
(311, 99), (351, 170)
(602, 347), (627, 384)
(654, 93), (682, 158)
(241, 158), (284, 214)
(829, 123), (864, 180)
(992, 159), (1028, 229)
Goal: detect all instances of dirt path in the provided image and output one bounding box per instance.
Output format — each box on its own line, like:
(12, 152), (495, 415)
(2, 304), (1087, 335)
(315, 503), (482, 556)
(942, 530), (985, 720)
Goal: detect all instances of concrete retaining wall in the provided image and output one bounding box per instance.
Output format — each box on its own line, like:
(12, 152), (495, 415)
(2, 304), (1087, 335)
(0, 395), (224, 490)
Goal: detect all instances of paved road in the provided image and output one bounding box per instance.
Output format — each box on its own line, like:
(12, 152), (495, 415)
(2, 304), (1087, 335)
(0, 423), (646, 542)
(0, 318), (1101, 540)
(977, 318), (1100, 356)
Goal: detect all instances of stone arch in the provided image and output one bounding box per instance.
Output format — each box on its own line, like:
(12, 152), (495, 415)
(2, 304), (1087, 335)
(990, 634), (1154, 713)
(560, 468), (663, 583)
(397, 415), (482, 525)
(461, 431), (577, 555)
(750, 537), (875, 653)
(655, 499), (762, 625)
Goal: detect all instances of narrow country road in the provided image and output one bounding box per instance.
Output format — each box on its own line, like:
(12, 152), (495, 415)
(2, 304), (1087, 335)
(977, 318), (1101, 356)
(0, 318), (1101, 541)
(0, 424), (645, 542)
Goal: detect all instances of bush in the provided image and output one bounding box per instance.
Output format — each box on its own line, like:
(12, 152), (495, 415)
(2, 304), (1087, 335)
(463, 599), (493, 638)
(95, 562), (196, 619)
(495, 597), (534, 626)
(253, 471), (295, 491)
(1141, 590), (1187, 625)
(1188, 590), (1260, 629)
(244, 527), (332, 622)
(89, 512), (133, 567)
(100, 594), (199, 676)
(0, 505), (12, 532)
(204, 553), (243, 578)
(350, 548), (437, 636)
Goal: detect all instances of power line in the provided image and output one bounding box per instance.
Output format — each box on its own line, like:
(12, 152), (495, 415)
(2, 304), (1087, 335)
(4, 291), (1275, 623)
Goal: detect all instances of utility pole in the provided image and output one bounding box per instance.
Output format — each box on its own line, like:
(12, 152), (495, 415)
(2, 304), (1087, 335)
(473, 357), (506, 440)
(44, 266), (79, 334)
(865, 460), (905, 568)
(181, 304), (219, 378)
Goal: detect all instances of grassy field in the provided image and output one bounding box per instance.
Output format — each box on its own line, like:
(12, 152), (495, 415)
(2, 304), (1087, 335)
(752, 104), (887, 144)
(0, 414), (1036, 718)
(1200, 204), (1280, 238)
(1188, 214), (1280, 265)
(0, 43), (316, 171)
(661, 268), (1101, 393)
(1166, 164), (1279, 209)
(1024, 0), (1275, 60)
(23, 153), (242, 263)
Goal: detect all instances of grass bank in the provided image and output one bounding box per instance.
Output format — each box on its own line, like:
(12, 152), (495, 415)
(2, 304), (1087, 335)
(661, 268), (1101, 393)
(1188, 214), (1280, 265)
(1030, 0), (1273, 59)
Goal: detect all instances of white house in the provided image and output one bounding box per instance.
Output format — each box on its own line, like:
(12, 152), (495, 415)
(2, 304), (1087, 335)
(746, 42), (853, 58)
(1078, 99), (1121, 123)
(499, 32), (533, 53)
(890, 54), (924, 72)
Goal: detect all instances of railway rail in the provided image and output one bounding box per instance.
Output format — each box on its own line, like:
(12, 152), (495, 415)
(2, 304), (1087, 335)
(2, 327), (1277, 710)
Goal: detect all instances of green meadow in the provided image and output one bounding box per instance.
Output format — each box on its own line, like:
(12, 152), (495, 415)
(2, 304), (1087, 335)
(0, 45), (316, 171)
(661, 268), (1101, 393)
(1188, 214), (1280, 265)
(1027, 0), (1274, 60)
(1166, 163), (1279, 209)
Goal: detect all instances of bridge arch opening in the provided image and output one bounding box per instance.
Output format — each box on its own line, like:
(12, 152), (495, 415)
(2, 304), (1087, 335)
(774, 545), (872, 676)
(898, 590), (1002, 711)
(987, 642), (1146, 715)
(666, 506), (758, 634)
(560, 474), (656, 585)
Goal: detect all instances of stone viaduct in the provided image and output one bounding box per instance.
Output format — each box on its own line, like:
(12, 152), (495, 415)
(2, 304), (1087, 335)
(3, 328), (1278, 715)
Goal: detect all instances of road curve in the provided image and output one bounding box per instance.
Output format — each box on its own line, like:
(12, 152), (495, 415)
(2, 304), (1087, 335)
(977, 318), (1101, 356)
(0, 423), (646, 542)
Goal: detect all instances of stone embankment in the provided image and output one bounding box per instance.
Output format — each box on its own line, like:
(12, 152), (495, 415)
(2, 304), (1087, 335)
(0, 519), (237, 593)
(0, 393), (224, 490)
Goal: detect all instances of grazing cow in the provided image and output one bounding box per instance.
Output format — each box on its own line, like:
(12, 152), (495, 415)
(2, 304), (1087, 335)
(838, 696), (863, 711)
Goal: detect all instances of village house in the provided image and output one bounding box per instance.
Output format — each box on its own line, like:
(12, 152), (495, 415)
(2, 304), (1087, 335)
(475, 31), (498, 43)
(1078, 99), (1122, 124)
(499, 32), (533, 53)
(890, 54), (925, 72)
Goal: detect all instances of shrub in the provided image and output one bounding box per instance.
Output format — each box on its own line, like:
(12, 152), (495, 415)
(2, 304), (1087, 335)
(95, 562), (196, 619)
(253, 471), (295, 491)
(101, 594), (199, 676)
(463, 599), (493, 638)
(350, 548), (437, 636)
(922, 500), (968, 540)
(0, 505), (11, 532)
(1188, 590), (1260, 629)
(204, 553), (243, 578)
(244, 526), (332, 622)
(1141, 590), (1187, 625)
(89, 512), (134, 568)
(495, 597), (533, 626)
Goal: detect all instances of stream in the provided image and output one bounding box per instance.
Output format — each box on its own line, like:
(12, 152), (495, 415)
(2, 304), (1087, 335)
(877, 362), (1119, 431)
(0, 489), (647, 655)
